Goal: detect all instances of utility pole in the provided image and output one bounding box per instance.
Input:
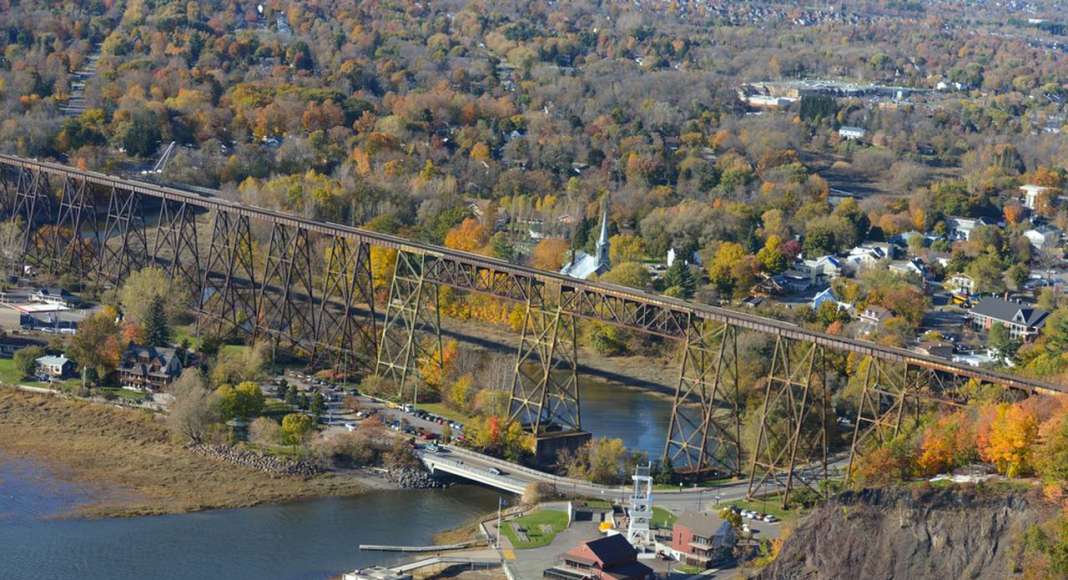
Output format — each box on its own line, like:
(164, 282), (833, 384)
(496, 496), (503, 549)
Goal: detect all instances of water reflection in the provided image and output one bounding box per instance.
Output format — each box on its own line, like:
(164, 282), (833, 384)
(0, 457), (499, 580)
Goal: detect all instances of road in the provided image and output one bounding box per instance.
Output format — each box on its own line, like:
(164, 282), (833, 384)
(418, 443), (845, 511)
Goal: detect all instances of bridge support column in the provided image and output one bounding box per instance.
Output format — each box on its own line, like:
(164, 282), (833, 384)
(316, 236), (377, 376)
(507, 291), (586, 466)
(36, 174), (90, 277)
(846, 360), (930, 481)
(663, 318), (740, 478)
(747, 335), (828, 508)
(198, 210), (257, 337)
(151, 200), (201, 291)
(258, 223), (317, 356)
(97, 186), (148, 285)
(11, 167), (53, 272)
(376, 251), (442, 403)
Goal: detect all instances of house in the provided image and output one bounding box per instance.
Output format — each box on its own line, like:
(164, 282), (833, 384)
(35, 354), (74, 378)
(1024, 225), (1062, 250)
(561, 207), (610, 280)
(845, 244), (890, 272)
(968, 297), (1049, 342)
(1020, 184), (1053, 211)
(30, 287), (76, 308)
(812, 287), (852, 313)
(859, 305), (892, 327)
(947, 273), (976, 296)
(544, 534), (653, 580)
(946, 216), (991, 241)
(838, 126), (867, 140)
(802, 255), (844, 281)
(888, 258), (925, 278)
(669, 512), (737, 569)
(117, 345), (184, 390)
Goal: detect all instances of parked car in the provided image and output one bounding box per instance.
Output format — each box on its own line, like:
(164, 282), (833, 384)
(763, 515), (778, 523)
(344, 422), (357, 432)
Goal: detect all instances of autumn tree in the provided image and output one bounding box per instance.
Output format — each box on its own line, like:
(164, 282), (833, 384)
(67, 309), (123, 382)
(166, 368), (218, 443)
(443, 217), (489, 253)
(979, 403), (1040, 477)
(282, 413), (315, 446)
(214, 381), (266, 421)
(531, 238), (569, 270)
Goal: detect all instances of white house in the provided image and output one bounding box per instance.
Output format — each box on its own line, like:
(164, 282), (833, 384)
(35, 354), (74, 378)
(947, 273), (976, 296)
(838, 126), (867, 140)
(802, 255), (844, 281)
(888, 258), (925, 278)
(946, 216), (991, 241)
(1020, 184), (1053, 211)
(1024, 225), (1062, 250)
(845, 244), (890, 271)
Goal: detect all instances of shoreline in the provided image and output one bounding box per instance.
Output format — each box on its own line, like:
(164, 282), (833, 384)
(0, 388), (382, 519)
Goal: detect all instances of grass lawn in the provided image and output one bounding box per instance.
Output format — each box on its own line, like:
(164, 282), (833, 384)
(652, 506), (677, 529)
(726, 494), (805, 522)
(417, 402), (471, 426)
(0, 358), (24, 385)
(500, 509), (569, 549)
(675, 564), (704, 575)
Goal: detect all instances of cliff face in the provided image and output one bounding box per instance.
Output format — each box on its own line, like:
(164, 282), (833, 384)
(756, 486), (1054, 580)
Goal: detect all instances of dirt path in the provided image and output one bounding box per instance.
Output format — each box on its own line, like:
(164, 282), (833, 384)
(0, 389), (369, 518)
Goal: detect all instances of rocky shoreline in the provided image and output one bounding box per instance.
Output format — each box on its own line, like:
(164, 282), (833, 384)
(187, 444), (323, 478)
(387, 465), (451, 489)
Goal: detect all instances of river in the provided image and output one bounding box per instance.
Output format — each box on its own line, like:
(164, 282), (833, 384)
(0, 458), (500, 580)
(577, 378), (676, 459)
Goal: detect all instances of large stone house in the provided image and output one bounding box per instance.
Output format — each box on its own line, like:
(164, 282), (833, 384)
(117, 345), (184, 391)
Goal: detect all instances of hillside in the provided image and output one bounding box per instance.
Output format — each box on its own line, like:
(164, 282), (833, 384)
(755, 486), (1057, 580)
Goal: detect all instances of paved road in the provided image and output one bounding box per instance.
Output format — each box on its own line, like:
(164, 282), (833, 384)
(419, 443), (845, 511)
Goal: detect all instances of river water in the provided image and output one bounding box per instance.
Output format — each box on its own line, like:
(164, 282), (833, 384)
(0, 458), (500, 580)
(578, 378), (675, 459)
(0, 381), (669, 579)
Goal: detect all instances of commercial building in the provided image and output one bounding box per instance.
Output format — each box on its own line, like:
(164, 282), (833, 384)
(669, 512), (736, 569)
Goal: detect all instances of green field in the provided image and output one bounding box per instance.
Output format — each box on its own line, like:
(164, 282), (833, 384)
(500, 509), (569, 549)
(652, 506), (677, 529)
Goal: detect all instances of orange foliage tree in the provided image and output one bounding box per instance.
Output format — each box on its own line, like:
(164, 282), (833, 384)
(443, 218), (489, 253)
(530, 238), (569, 271)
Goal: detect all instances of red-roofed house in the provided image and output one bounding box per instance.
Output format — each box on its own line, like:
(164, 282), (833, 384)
(543, 534), (653, 580)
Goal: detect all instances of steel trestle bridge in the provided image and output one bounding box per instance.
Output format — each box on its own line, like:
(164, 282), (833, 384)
(1, 153), (1062, 505)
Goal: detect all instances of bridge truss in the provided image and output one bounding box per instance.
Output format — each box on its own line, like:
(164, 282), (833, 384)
(1, 154), (1063, 505)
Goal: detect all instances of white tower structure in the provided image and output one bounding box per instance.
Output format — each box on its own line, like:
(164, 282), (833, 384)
(626, 463), (654, 548)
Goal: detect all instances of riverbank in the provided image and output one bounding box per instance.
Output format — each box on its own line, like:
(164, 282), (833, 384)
(0, 388), (372, 518)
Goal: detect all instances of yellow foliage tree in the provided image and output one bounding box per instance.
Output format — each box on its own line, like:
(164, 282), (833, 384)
(980, 404), (1040, 477)
(443, 218), (489, 253)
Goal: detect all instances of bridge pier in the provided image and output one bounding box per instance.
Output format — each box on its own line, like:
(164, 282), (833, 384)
(315, 236), (377, 375)
(507, 288), (584, 465)
(663, 317), (740, 478)
(747, 334), (828, 507)
(197, 210), (258, 337)
(376, 251), (442, 402)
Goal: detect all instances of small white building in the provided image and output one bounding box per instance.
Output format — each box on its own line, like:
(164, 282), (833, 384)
(802, 255), (844, 281)
(838, 126), (867, 140)
(1020, 184), (1053, 211)
(845, 244), (890, 271)
(35, 354), (73, 378)
(947, 273), (976, 296)
(888, 258), (925, 278)
(1024, 225), (1062, 250)
(946, 216), (991, 241)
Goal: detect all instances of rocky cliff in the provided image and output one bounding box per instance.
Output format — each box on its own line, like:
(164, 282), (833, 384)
(756, 486), (1055, 580)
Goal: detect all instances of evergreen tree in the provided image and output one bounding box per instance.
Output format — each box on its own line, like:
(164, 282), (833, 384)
(664, 260), (696, 298)
(143, 295), (171, 347)
(311, 391), (326, 417)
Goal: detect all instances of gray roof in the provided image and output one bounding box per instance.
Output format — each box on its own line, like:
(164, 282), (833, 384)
(674, 511), (732, 537)
(971, 297), (1049, 328)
